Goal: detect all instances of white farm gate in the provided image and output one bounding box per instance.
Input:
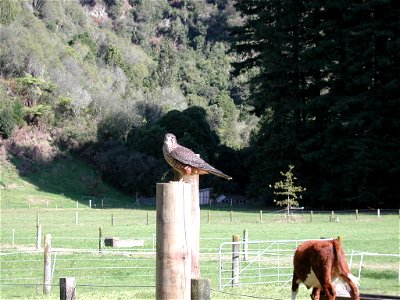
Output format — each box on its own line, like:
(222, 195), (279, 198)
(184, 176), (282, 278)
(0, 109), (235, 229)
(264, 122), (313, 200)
(218, 238), (331, 290)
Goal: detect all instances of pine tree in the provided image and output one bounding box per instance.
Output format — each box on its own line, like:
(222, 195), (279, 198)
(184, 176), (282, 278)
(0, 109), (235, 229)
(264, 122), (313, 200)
(233, 0), (399, 208)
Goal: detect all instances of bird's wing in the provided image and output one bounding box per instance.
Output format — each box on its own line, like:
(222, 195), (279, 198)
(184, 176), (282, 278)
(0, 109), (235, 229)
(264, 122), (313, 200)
(170, 145), (214, 170)
(170, 145), (232, 180)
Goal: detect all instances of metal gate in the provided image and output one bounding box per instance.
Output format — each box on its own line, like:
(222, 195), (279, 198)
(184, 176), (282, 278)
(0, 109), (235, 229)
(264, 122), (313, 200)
(218, 238), (330, 290)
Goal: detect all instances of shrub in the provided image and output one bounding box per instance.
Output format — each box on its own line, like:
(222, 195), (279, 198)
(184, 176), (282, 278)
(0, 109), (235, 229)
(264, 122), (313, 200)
(0, 105), (16, 139)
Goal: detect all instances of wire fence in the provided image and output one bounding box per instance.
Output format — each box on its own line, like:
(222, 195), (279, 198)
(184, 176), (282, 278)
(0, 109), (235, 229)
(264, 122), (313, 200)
(1, 237), (399, 299)
(1, 209), (399, 299)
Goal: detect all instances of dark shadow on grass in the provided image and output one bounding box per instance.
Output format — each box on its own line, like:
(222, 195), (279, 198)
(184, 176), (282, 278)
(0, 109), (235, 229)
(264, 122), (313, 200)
(8, 154), (134, 209)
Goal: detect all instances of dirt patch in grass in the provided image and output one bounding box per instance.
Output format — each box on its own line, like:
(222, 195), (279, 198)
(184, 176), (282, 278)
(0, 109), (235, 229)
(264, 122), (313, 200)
(27, 196), (49, 206)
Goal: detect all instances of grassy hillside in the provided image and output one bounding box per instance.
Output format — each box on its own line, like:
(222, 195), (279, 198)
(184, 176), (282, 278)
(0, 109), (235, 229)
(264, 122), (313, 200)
(0, 154), (134, 209)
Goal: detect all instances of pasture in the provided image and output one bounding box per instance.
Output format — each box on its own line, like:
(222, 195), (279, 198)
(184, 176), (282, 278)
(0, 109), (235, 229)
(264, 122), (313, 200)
(0, 207), (399, 299)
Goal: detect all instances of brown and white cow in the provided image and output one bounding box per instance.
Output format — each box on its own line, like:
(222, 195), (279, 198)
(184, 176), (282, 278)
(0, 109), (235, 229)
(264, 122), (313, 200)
(291, 237), (360, 300)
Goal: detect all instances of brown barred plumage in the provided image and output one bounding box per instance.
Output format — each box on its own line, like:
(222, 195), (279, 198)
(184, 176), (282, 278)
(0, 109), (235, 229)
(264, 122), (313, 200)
(163, 133), (232, 180)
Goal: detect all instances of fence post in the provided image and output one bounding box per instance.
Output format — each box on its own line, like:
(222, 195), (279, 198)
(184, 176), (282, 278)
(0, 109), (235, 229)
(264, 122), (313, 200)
(243, 230), (248, 261)
(60, 277), (76, 300)
(310, 210), (313, 222)
(230, 210), (233, 223)
(259, 210), (263, 223)
(191, 278), (211, 300)
(356, 209), (359, 221)
(180, 173), (201, 279)
(232, 234), (240, 286)
(156, 182), (191, 300)
(43, 234), (52, 295)
(208, 211), (211, 224)
(377, 208), (381, 218)
(146, 212), (149, 225)
(36, 224), (42, 251)
(99, 227), (103, 254)
(111, 214), (114, 226)
(89, 200), (92, 209)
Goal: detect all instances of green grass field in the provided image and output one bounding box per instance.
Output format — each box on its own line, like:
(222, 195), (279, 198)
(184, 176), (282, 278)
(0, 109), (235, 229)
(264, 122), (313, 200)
(1, 208), (399, 299)
(1, 157), (399, 299)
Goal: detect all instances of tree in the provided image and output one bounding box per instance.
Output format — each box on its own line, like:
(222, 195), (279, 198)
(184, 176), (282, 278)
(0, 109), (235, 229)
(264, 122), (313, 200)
(0, 0), (17, 25)
(0, 104), (16, 139)
(105, 44), (124, 68)
(154, 41), (176, 88)
(272, 165), (305, 219)
(232, 0), (399, 208)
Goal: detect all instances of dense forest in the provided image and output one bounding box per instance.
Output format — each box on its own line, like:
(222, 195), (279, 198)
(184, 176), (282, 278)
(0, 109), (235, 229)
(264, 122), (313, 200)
(0, 0), (398, 209)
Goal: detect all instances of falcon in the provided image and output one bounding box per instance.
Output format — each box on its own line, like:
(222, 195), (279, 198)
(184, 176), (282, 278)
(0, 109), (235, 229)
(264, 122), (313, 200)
(163, 133), (232, 180)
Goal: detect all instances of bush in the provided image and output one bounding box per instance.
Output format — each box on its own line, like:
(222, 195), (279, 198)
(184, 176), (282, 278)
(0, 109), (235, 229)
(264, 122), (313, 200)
(0, 105), (16, 139)
(82, 141), (165, 196)
(7, 126), (60, 162)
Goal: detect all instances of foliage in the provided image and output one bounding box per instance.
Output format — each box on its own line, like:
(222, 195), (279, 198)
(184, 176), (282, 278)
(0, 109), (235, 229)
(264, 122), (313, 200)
(0, 103), (17, 139)
(0, 0), (17, 25)
(69, 32), (98, 60)
(232, 0), (400, 208)
(272, 165), (305, 215)
(0, 81), (24, 139)
(82, 140), (165, 196)
(154, 41), (176, 88)
(104, 44), (124, 68)
(4, 126), (60, 163)
(0, 0), (398, 208)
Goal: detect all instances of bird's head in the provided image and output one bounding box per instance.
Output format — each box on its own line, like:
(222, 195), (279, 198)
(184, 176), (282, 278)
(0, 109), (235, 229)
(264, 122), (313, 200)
(164, 133), (177, 151)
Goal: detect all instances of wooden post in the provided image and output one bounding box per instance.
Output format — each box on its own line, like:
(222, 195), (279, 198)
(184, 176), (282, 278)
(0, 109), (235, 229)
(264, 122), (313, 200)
(43, 234), (51, 295)
(191, 278), (211, 300)
(243, 229), (248, 261)
(111, 214), (114, 226)
(99, 227), (103, 254)
(230, 210), (233, 223)
(232, 234), (240, 286)
(36, 224), (42, 251)
(259, 210), (263, 223)
(146, 212), (149, 225)
(180, 173), (201, 279)
(310, 210), (313, 222)
(60, 277), (76, 300)
(156, 182), (191, 300)
(208, 211), (211, 224)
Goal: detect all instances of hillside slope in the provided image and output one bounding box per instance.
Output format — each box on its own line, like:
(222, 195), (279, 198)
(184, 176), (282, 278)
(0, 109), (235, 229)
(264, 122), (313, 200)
(0, 129), (134, 209)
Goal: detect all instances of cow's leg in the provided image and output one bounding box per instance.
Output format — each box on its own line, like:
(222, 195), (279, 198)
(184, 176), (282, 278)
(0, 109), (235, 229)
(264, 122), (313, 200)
(291, 272), (300, 300)
(340, 274), (360, 300)
(311, 287), (320, 300)
(321, 282), (335, 300)
(314, 266), (335, 300)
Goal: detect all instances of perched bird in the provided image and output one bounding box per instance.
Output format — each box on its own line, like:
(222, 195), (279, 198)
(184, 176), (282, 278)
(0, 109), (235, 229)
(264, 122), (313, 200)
(163, 133), (232, 180)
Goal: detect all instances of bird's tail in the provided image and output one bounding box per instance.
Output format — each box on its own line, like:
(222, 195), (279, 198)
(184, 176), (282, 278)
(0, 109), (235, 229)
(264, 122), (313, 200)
(209, 169), (232, 180)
